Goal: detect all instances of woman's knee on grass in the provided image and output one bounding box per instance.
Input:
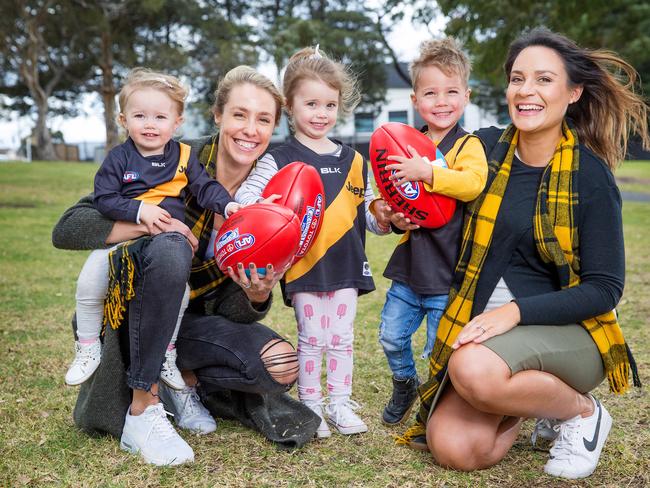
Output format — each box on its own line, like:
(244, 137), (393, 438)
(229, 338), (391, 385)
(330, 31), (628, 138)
(448, 344), (510, 411)
(427, 414), (501, 471)
(260, 338), (299, 386)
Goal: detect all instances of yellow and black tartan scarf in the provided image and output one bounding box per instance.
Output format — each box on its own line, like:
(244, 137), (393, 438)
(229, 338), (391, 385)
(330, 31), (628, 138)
(182, 134), (230, 301)
(398, 121), (640, 444)
(103, 133), (236, 330)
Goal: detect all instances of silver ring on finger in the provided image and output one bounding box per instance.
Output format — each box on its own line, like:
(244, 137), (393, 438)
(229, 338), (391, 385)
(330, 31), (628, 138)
(477, 325), (486, 335)
(242, 281), (252, 289)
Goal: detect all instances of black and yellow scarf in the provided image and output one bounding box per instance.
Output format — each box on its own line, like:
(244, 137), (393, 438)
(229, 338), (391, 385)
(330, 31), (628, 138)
(398, 121), (640, 443)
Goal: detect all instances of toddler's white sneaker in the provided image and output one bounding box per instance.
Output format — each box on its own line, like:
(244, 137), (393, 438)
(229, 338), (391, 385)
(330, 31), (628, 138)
(65, 340), (101, 386)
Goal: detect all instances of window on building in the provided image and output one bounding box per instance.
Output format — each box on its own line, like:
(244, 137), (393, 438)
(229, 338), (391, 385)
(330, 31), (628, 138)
(355, 113), (374, 133)
(388, 110), (408, 125)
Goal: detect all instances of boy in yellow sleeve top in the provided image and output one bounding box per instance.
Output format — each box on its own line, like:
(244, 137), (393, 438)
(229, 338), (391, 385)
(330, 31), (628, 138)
(379, 37), (488, 425)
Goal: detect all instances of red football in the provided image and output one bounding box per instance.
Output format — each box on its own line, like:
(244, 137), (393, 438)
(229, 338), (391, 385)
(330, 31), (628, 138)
(214, 203), (301, 274)
(369, 122), (456, 228)
(262, 161), (325, 259)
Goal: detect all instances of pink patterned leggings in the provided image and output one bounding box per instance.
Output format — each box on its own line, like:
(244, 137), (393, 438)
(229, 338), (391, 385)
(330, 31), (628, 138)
(292, 288), (358, 403)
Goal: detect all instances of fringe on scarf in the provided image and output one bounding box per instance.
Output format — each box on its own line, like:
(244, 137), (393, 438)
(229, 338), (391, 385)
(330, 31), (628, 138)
(394, 423), (426, 446)
(102, 238), (150, 332)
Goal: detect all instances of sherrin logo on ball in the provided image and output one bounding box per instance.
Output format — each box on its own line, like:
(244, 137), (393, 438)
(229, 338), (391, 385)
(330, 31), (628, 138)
(369, 122), (456, 229)
(214, 203), (301, 274)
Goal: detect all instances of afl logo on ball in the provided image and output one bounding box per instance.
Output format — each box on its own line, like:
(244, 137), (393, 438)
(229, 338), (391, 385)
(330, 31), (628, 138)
(234, 234), (255, 250)
(391, 171), (419, 200)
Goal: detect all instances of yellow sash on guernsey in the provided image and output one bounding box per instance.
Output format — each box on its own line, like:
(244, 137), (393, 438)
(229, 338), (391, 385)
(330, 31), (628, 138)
(285, 152), (365, 283)
(134, 142), (191, 204)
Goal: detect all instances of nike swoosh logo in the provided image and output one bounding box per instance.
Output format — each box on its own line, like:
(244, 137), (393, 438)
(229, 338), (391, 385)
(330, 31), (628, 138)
(583, 399), (602, 452)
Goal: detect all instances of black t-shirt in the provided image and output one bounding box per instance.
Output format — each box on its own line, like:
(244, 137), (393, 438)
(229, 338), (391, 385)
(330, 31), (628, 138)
(473, 127), (625, 325)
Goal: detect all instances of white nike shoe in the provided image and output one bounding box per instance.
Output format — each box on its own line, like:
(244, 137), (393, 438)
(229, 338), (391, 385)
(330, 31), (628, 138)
(544, 395), (612, 479)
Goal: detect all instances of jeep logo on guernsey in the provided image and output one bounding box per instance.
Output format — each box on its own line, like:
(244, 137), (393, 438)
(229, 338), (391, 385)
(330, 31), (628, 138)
(391, 171), (419, 200)
(123, 171), (139, 183)
(346, 181), (364, 197)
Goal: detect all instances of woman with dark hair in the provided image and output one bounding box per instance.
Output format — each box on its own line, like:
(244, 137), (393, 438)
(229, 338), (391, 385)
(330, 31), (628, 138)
(399, 28), (646, 479)
(53, 66), (317, 466)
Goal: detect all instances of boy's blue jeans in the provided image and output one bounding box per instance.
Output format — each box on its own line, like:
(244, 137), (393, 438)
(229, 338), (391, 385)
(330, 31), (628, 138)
(378, 281), (447, 381)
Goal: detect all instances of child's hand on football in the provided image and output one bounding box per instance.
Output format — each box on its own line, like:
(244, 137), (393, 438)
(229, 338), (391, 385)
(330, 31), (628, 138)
(390, 211), (420, 231)
(385, 145), (433, 186)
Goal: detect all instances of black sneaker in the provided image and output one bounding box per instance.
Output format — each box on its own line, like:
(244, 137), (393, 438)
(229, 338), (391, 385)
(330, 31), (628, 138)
(408, 434), (429, 451)
(382, 376), (419, 425)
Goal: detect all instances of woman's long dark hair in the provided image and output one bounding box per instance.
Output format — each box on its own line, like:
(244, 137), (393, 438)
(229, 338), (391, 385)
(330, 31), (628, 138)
(505, 28), (649, 169)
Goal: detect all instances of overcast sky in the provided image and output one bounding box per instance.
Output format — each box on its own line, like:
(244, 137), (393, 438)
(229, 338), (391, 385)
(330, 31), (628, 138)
(0, 13), (440, 149)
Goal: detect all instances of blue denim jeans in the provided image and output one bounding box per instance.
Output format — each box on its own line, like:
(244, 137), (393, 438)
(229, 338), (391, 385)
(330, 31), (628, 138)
(378, 281), (447, 380)
(126, 232), (192, 391)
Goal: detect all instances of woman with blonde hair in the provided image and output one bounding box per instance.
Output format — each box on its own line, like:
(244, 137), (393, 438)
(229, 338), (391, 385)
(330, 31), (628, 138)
(53, 66), (318, 466)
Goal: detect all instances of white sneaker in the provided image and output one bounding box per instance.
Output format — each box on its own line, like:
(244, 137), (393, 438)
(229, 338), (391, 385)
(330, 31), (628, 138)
(326, 399), (368, 435)
(160, 348), (186, 390)
(303, 399), (331, 439)
(544, 395), (612, 479)
(120, 403), (194, 466)
(158, 383), (217, 435)
(65, 340), (102, 386)
(531, 418), (561, 447)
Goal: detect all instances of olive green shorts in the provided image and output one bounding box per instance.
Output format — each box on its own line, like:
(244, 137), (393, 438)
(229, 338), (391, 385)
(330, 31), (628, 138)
(482, 324), (605, 394)
(428, 324), (605, 419)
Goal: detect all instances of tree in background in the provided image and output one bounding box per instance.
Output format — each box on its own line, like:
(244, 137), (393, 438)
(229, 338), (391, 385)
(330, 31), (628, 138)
(185, 0), (258, 129)
(0, 0), (94, 160)
(426, 0), (650, 119)
(257, 0), (389, 116)
(1, 0), (408, 156)
(74, 0), (206, 150)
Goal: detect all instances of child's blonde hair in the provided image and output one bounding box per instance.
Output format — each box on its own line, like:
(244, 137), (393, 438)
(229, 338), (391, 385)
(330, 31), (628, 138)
(211, 65), (284, 126)
(118, 68), (188, 115)
(283, 46), (361, 119)
(410, 37), (471, 90)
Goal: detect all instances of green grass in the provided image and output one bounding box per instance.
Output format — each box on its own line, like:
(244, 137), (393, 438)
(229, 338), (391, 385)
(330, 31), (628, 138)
(1, 161), (649, 487)
(616, 160), (650, 194)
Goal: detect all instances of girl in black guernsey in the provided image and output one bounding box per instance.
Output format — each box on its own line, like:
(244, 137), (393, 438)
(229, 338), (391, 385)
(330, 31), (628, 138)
(236, 46), (391, 437)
